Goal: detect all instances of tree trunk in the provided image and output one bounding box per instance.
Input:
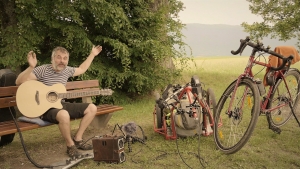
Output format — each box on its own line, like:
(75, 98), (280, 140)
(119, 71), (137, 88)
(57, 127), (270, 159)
(0, 1), (22, 72)
(0, 0), (17, 29)
(151, 0), (175, 70)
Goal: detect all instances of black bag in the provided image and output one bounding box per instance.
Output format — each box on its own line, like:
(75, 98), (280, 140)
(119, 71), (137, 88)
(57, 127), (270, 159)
(0, 69), (17, 146)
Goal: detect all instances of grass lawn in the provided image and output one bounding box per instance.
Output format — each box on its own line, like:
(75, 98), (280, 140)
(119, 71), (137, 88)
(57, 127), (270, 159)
(1, 55), (300, 169)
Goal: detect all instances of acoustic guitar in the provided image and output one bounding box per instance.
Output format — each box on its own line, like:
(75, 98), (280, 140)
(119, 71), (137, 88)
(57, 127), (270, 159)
(16, 80), (113, 118)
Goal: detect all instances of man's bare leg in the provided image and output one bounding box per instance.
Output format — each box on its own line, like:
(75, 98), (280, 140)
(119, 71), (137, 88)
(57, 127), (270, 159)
(74, 104), (97, 141)
(56, 110), (74, 147)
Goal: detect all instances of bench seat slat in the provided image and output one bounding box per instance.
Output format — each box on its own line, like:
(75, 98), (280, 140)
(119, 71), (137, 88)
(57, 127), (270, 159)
(0, 80), (123, 138)
(0, 121), (41, 136)
(0, 104), (123, 136)
(96, 105), (123, 115)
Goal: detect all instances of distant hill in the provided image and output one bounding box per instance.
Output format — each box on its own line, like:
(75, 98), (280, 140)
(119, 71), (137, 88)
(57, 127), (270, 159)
(181, 24), (298, 57)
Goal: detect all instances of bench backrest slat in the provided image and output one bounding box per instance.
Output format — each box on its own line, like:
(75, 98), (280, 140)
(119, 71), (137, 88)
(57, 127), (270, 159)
(0, 86), (18, 97)
(0, 97), (17, 108)
(66, 80), (99, 90)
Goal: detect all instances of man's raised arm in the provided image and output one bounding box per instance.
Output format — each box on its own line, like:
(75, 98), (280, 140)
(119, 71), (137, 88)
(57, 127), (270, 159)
(15, 51), (38, 85)
(73, 45), (102, 77)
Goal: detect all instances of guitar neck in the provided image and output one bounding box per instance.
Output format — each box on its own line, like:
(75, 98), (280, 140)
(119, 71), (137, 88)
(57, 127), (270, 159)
(58, 89), (101, 99)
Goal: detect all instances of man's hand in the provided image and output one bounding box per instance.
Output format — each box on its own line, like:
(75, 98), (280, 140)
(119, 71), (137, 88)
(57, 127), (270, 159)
(27, 51), (37, 68)
(91, 45), (102, 57)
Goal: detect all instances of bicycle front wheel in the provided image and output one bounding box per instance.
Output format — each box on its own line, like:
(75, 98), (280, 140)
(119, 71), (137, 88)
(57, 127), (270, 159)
(214, 78), (260, 154)
(267, 69), (300, 127)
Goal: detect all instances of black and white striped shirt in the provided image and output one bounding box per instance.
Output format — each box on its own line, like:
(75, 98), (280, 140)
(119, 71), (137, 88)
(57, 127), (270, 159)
(33, 64), (75, 86)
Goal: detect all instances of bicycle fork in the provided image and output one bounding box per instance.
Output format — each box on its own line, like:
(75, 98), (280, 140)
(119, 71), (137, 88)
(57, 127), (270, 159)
(226, 76), (247, 118)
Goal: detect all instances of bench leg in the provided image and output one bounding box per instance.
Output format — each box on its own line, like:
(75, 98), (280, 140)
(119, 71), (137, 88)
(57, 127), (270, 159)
(90, 113), (113, 129)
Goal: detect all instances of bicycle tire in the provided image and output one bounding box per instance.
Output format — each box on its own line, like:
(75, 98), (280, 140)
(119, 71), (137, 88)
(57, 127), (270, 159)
(0, 107), (16, 147)
(213, 78), (260, 154)
(206, 88), (217, 123)
(155, 104), (163, 128)
(0, 134), (15, 147)
(267, 69), (300, 127)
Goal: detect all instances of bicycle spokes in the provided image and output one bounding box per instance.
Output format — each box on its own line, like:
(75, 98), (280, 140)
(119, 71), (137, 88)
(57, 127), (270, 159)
(267, 70), (300, 127)
(218, 115), (247, 148)
(214, 37), (300, 154)
(214, 78), (260, 154)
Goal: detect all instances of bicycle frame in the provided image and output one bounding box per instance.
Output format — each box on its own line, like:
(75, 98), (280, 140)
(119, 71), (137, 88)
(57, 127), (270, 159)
(214, 37), (300, 154)
(153, 84), (215, 140)
(260, 73), (292, 113)
(227, 53), (294, 117)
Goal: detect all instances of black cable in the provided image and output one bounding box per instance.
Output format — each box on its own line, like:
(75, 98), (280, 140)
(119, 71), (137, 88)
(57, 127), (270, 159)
(111, 123), (168, 163)
(8, 102), (56, 169)
(128, 138), (204, 166)
(7, 101), (93, 168)
(173, 94), (208, 169)
(136, 125), (147, 142)
(159, 88), (209, 168)
(111, 123), (146, 152)
(196, 119), (208, 168)
(115, 118), (208, 168)
(78, 135), (97, 146)
(173, 114), (207, 169)
(253, 52), (267, 77)
(111, 123), (126, 137)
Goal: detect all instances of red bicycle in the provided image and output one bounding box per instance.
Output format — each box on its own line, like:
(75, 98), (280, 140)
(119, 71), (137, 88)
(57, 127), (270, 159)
(153, 75), (218, 140)
(213, 37), (300, 154)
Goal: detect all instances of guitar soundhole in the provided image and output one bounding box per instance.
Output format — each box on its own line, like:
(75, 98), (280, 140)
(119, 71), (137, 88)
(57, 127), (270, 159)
(47, 91), (58, 103)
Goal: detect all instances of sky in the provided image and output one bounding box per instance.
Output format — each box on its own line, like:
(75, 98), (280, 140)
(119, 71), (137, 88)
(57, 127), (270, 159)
(179, 0), (263, 25)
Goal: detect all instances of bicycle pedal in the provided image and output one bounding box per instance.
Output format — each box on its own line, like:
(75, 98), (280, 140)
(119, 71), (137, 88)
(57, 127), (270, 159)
(269, 125), (281, 134)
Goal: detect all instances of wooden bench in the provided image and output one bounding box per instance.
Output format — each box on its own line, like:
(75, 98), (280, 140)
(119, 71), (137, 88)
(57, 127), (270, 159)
(0, 80), (123, 145)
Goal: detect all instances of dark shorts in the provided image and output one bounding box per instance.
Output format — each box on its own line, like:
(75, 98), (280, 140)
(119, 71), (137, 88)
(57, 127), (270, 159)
(40, 102), (90, 124)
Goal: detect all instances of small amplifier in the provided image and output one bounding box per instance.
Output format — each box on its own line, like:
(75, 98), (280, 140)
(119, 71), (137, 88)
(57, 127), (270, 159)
(92, 135), (126, 163)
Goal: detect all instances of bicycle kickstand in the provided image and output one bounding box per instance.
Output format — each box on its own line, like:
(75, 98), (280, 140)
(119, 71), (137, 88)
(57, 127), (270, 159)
(267, 120), (281, 134)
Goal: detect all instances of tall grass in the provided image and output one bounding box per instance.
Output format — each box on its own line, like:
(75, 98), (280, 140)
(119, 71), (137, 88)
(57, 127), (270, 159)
(76, 56), (300, 169)
(1, 56), (300, 169)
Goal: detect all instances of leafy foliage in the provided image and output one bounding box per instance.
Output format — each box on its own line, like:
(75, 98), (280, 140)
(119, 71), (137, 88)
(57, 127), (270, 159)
(0, 0), (189, 104)
(242, 0), (300, 47)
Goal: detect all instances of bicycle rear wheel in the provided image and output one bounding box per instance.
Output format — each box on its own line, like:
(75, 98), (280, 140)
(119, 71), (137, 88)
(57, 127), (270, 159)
(205, 88), (217, 118)
(205, 88), (217, 131)
(155, 104), (163, 128)
(214, 78), (260, 154)
(267, 69), (300, 127)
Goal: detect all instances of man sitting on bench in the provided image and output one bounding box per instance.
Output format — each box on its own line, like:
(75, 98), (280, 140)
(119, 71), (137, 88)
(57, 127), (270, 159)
(15, 45), (102, 158)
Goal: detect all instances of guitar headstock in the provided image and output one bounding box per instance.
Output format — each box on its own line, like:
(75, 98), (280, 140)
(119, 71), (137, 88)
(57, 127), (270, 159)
(99, 89), (114, 96)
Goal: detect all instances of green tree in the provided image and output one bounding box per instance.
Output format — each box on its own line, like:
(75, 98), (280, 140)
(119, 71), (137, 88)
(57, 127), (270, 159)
(242, 0), (300, 45)
(0, 0), (188, 103)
